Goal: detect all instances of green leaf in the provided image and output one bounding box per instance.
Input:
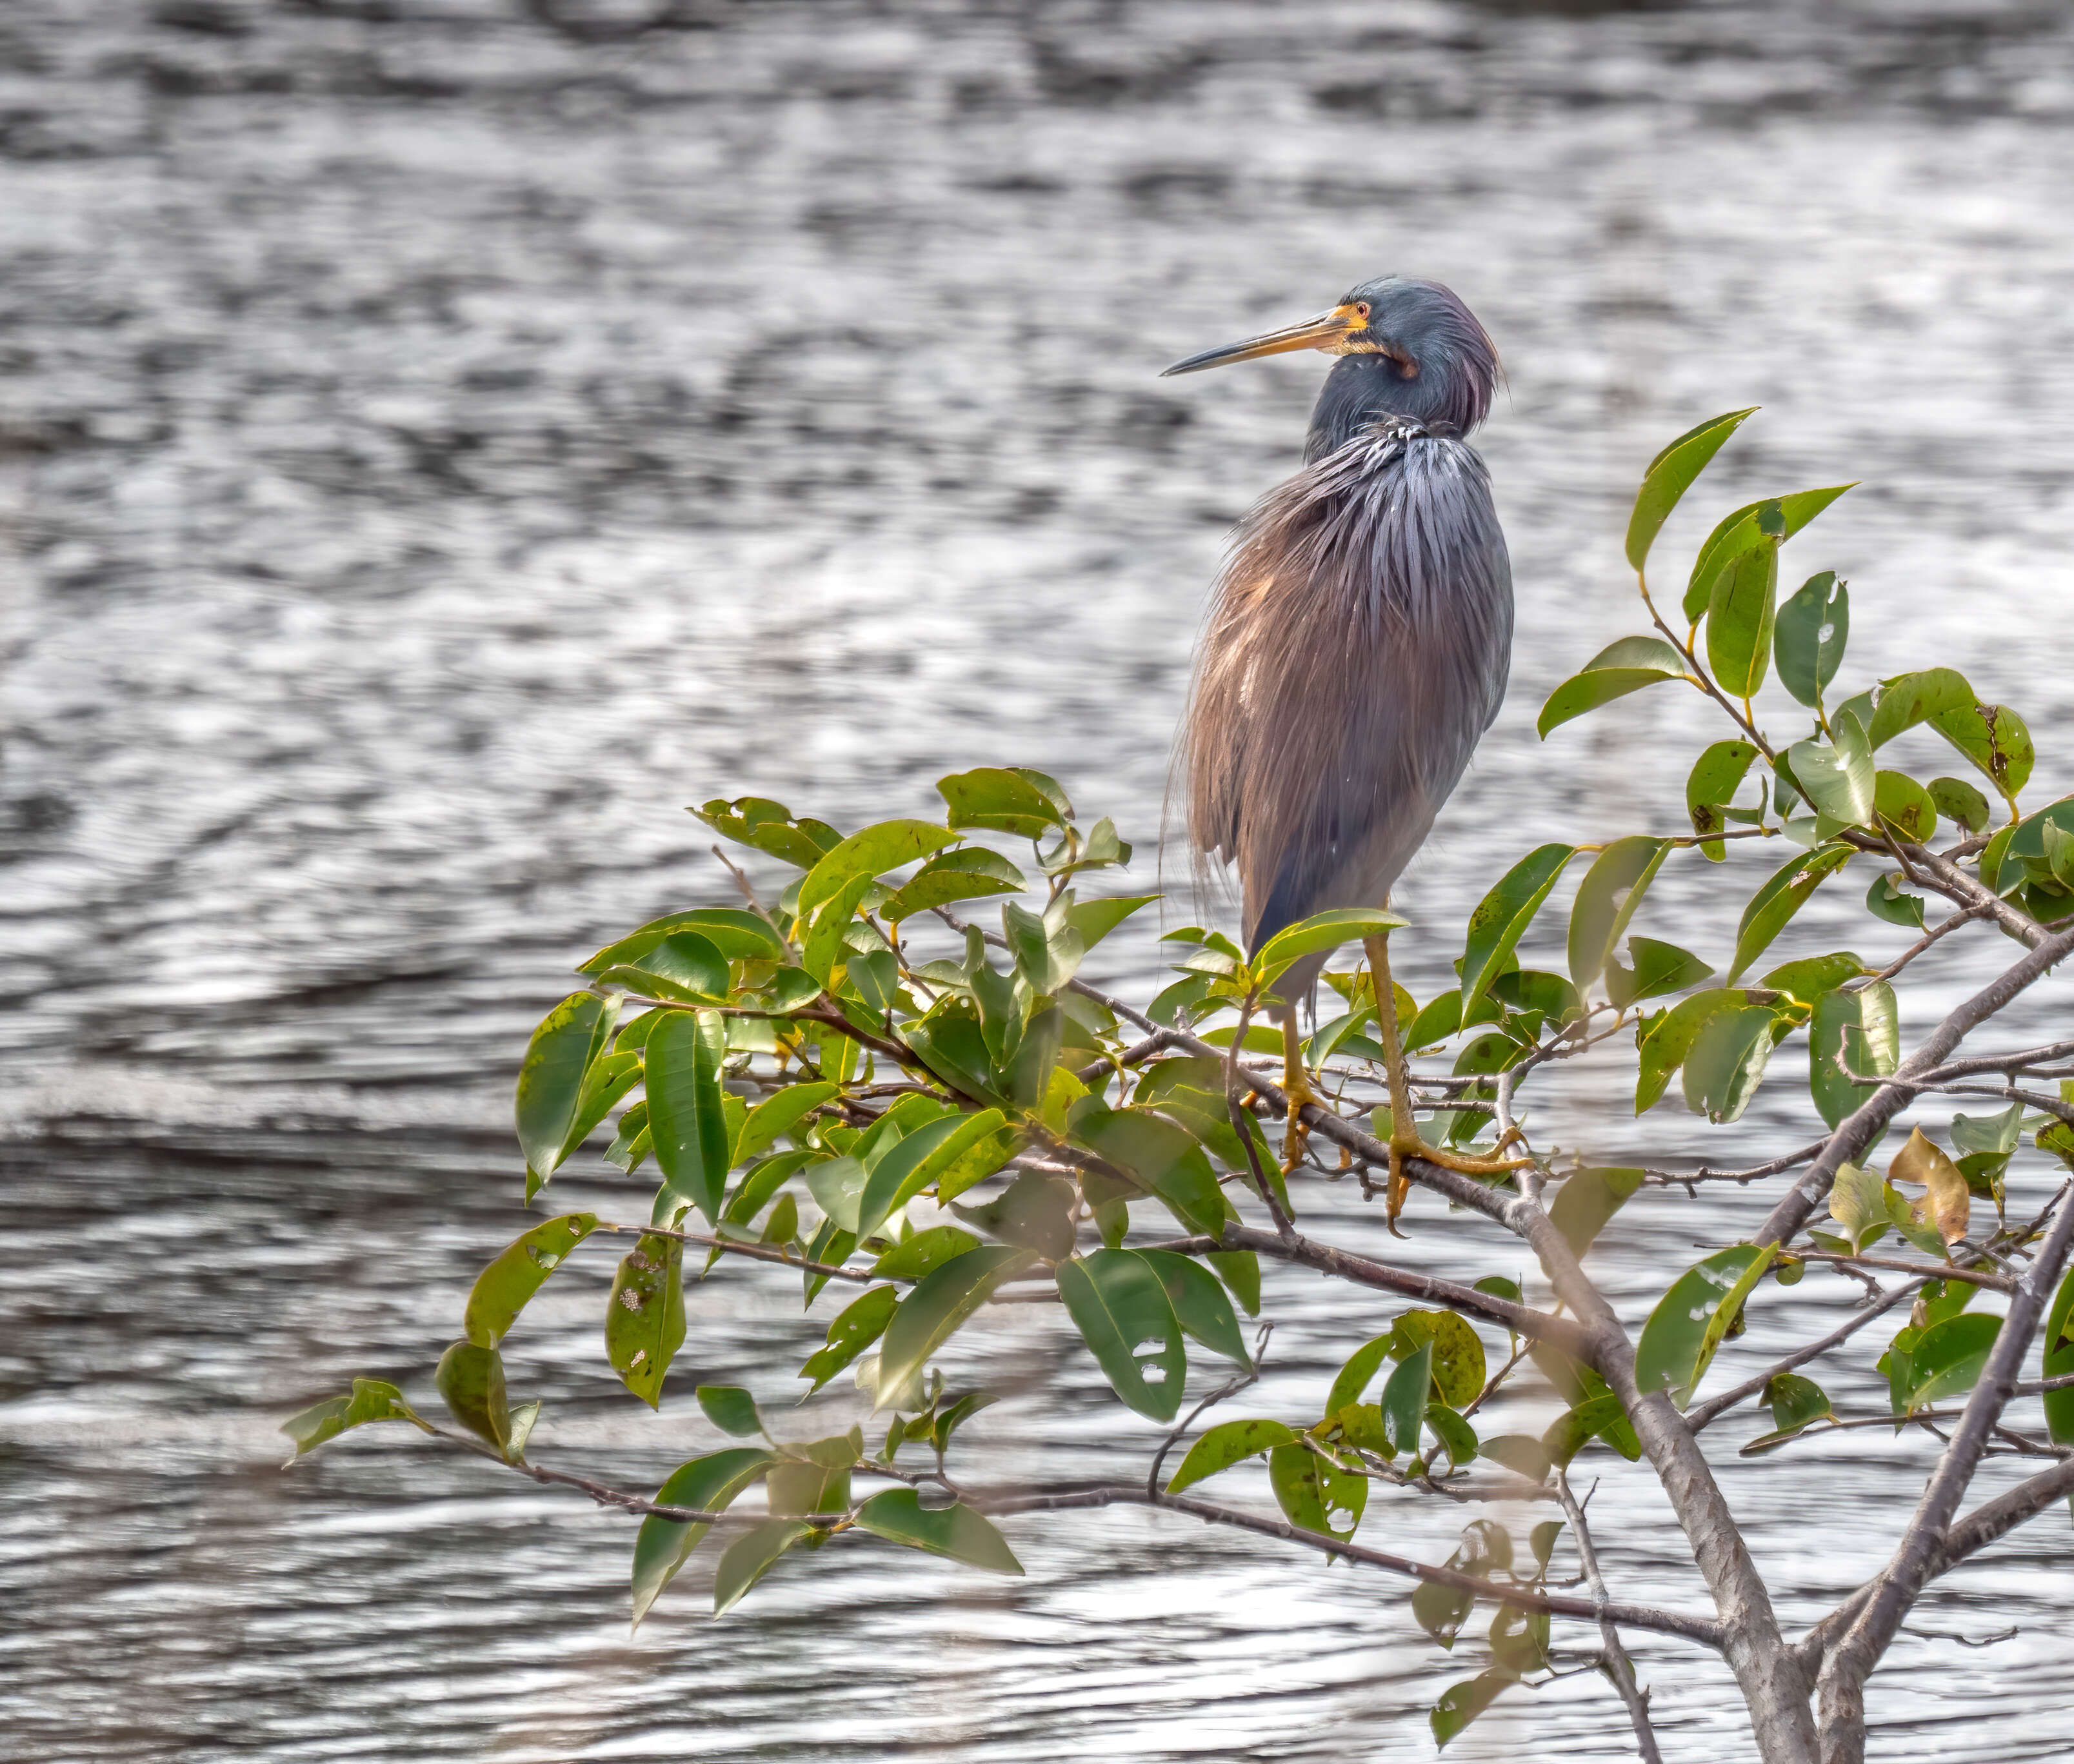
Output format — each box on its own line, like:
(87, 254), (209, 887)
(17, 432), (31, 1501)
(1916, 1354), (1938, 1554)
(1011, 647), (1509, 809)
(1489, 1601), (1550, 1676)
(279, 1378), (427, 1462)
(870, 1225), (982, 1280)
(1928, 775), (1993, 836)
(857, 1109), (1011, 1242)
(1759, 951), (1865, 1004)
(463, 1213), (599, 1347)
(952, 1170), (1077, 1260)
(1607, 936), (1714, 1009)
(1682, 1002), (1780, 1124)
(1626, 408), (1759, 569)
(1728, 843), (1853, 983)
(798, 872), (874, 990)
(1828, 1161), (1890, 1256)
(852, 1489), (1023, 1574)
(1413, 1574), (1475, 1649)
(630, 1447), (773, 1628)
(646, 1010), (732, 1227)
(1634, 1245), (1777, 1407)
(1381, 1341), (1434, 1456)
(1810, 982), (1898, 1130)
(1536, 665), (1686, 738)
(875, 1246), (1035, 1406)
(695, 1385), (763, 1437)
(1544, 1392), (1641, 1467)
(1635, 987), (1739, 1113)
(1057, 1248), (1187, 1422)
(1254, 907), (1408, 984)
(581, 907), (786, 975)
(1064, 893), (1159, 950)
(1906, 1313), (2002, 1411)
(1866, 668), (1973, 749)
(1477, 1433), (1550, 1483)
(1133, 1248), (1251, 1366)
(1786, 719), (1875, 829)
(1548, 1169), (1643, 1257)
(721, 1149), (813, 1227)
(2042, 1264), (2074, 1451)
(1873, 771), (1937, 844)
(1003, 901), (1084, 997)
(1684, 484), (1856, 622)
(936, 767), (1070, 838)
(1933, 699), (2033, 804)
(797, 820), (961, 919)
(606, 1234), (686, 1409)
(1686, 739), (1761, 858)
(1164, 1418), (1299, 1493)
(1775, 571), (1849, 706)
(1568, 836), (1670, 990)
(734, 1082), (837, 1167)
(798, 1285), (900, 1392)
(435, 1340), (512, 1454)
(879, 848), (1026, 922)
(1209, 1249), (1261, 1317)
(1762, 1371), (1835, 1437)
(1430, 1670), (1517, 1749)
(712, 1518), (815, 1616)
(690, 797), (841, 869)
(1705, 539), (1780, 698)
(1461, 845), (1576, 1005)
(1391, 1311), (1486, 1408)
(1326, 1335), (1394, 1418)
(596, 929), (730, 1004)
(1073, 1104), (1230, 1238)
(1266, 1442), (1365, 1543)
(515, 992), (620, 1185)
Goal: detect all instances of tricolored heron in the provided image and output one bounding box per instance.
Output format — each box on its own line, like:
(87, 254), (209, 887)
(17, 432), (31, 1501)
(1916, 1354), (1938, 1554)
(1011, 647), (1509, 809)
(1162, 275), (1527, 1216)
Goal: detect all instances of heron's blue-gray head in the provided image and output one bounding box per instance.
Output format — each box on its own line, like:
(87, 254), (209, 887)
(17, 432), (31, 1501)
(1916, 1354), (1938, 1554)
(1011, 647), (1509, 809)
(1161, 276), (1499, 450)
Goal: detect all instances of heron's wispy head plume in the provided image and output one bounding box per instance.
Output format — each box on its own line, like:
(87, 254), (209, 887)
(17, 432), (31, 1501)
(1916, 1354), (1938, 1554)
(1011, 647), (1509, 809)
(1306, 277), (1499, 457)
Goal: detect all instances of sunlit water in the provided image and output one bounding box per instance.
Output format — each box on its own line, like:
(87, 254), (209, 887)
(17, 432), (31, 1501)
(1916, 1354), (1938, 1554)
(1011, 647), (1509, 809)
(5, 2), (2074, 1758)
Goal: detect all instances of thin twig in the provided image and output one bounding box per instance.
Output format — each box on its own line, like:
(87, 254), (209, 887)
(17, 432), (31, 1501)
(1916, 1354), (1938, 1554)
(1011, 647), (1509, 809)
(1555, 1470), (1663, 1764)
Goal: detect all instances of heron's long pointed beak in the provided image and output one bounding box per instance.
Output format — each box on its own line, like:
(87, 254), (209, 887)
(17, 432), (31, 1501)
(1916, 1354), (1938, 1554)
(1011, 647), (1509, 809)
(1159, 302), (1366, 376)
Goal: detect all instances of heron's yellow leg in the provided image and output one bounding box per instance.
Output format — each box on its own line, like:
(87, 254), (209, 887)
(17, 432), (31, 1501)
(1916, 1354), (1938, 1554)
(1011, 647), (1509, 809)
(1362, 935), (1529, 1235)
(1277, 1006), (1317, 1173)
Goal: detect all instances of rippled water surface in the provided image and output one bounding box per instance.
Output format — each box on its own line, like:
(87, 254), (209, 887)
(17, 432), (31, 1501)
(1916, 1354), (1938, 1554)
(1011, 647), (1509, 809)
(6, 1), (2074, 1758)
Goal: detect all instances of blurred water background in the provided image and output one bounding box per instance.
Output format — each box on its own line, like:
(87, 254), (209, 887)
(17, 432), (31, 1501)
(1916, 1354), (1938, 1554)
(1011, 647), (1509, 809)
(5, 1), (2074, 1758)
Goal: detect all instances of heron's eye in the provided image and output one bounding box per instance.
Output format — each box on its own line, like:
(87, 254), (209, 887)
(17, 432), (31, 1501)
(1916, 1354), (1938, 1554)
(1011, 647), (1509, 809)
(1354, 304), (1370, 322)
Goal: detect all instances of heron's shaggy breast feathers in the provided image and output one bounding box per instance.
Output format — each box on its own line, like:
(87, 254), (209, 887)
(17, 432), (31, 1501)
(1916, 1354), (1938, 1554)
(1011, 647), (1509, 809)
(1181, 418), (1513, 960)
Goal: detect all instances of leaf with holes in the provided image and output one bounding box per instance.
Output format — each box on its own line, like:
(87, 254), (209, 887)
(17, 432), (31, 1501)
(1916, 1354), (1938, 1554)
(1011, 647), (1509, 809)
(1267, 1442), (1366, 1544)
(606, 1234), (686, 1410)
(1132, 1248), (1250, 1366)
(1635, 1245), (1777, 1408)
(463, 1213), (599, 1347)
(1057, 1249), (1186, 1422)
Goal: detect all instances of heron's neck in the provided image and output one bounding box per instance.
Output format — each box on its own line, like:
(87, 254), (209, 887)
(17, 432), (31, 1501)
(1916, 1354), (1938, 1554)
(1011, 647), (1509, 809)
(1304, 355), (1469, 461)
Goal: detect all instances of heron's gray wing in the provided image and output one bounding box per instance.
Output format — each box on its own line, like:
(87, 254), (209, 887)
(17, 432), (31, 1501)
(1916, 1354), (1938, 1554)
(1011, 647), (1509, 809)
(1181, 426), (1512, 957)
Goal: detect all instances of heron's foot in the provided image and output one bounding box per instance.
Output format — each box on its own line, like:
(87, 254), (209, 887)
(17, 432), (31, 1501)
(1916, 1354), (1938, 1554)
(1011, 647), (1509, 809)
(1279, 1058), (1319, 1174)
(1384, 1123), (1531, 1235)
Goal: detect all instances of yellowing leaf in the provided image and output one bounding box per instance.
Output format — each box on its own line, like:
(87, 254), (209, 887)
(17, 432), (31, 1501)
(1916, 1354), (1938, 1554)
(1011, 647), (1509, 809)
(1890, 1127), (1969, 1250)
